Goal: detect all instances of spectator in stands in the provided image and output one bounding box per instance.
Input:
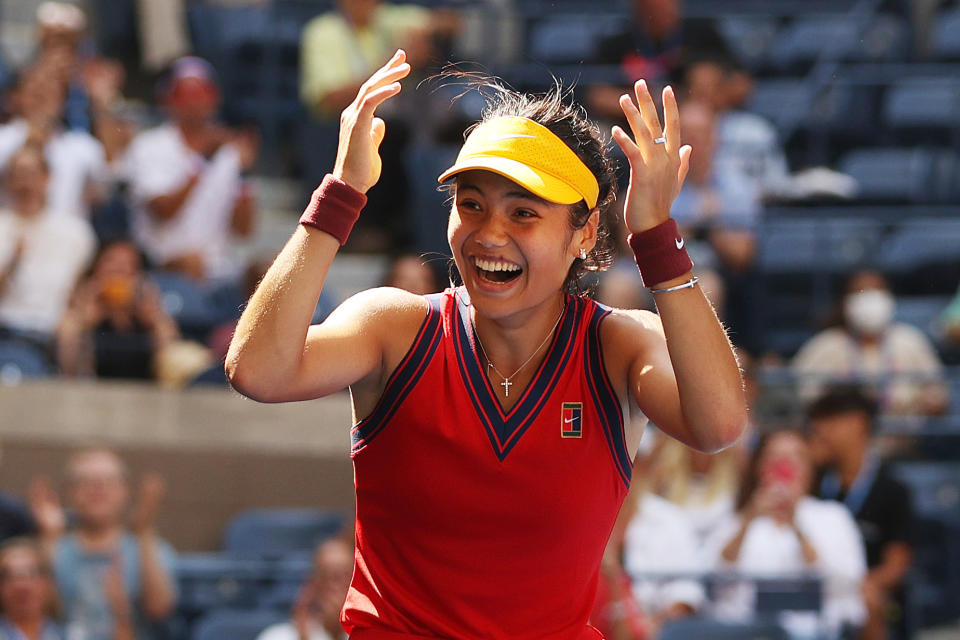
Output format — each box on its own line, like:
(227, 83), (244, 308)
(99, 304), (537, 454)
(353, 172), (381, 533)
(0, 145), (96, 357)
(29, 450), (177, 640)
(647, 435), (741, 548)
(383, 254), (443, 295)
(126, 56), (257, 283)
(0, 61), (108, 220)
(33, 1), (90, 134)
(615, 448), (704, 637)
(587, 0), (731, 125)
(57, 239), (180, 379)
(256, 537), (354, 640)
(705, 429), (866, 637)
(0, 538), (61, 640)
(808, 386), (914, 640)
(299, 0), (459, 249)
(792, 269), (948, 415)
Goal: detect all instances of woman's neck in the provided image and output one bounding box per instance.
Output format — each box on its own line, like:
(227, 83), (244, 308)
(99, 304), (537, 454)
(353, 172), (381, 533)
(472, 293), (566, 374)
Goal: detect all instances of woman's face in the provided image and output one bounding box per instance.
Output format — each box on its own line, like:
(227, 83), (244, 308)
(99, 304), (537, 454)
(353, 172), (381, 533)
(0, 547), (51, 620)
(447, 170), (593, 320)
(756, 432), (813, 497)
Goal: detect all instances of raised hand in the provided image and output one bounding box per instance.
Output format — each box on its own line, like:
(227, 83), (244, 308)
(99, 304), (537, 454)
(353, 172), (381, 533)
(611, 80), (692, 234)
(332, 50), (411, 193)
(129, 472), (166, 535)
(28, 476), (67, 539)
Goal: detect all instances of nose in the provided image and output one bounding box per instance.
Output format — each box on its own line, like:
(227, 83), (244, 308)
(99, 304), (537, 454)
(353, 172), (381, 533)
(473, 212), (508, 250)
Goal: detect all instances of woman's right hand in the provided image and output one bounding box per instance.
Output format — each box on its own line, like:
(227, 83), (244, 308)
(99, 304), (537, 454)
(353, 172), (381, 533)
(332, 50), (411, 193)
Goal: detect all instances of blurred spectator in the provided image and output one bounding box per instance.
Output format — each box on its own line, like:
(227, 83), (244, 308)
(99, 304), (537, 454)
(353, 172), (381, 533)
(299, 0), (458, 250)
(255, 537), (353, 640)
(34, 1), (90, 133)
(29, 450), (177, 640)
(618, 450), (704, 637)
(0, 145), (96, 355)
(792, 269), (948, 415)
(587, 0), (731, 125)
(682, 59), (790, 203)
(383, 254), (444, 295)
(808, 387), (914, 640)
(0, 63), (108, 220)
(57, 239), (179, 379)
(647, 436), (741, 548)
(0, 538), (61, 640)
(125, 56), (257, 283)
(705, 429), (866, 637)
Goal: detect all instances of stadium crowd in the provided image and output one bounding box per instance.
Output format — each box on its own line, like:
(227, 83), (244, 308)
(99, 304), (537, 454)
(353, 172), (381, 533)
(1, 0), (959, 639)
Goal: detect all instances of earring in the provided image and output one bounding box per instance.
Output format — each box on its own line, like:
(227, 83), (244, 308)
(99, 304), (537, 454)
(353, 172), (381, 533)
(579, 249), (587, 260)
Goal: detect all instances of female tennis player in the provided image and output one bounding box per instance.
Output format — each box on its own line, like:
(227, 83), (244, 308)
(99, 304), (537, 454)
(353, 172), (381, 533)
(227, 50), (746, 640)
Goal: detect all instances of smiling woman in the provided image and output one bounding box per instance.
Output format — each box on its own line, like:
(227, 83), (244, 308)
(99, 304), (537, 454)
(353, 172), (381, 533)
(225, 49), (747, 640)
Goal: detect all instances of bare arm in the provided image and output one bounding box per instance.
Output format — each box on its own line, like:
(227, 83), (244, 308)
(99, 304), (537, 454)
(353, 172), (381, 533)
(130, 473), (176, 620)
(146, 174), (200, 222)
(226, 51), (412, 402)
(613, 81), (746, 453)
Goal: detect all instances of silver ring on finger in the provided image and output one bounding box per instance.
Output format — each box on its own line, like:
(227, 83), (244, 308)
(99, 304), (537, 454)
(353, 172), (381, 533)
(653, 136), (667, 145)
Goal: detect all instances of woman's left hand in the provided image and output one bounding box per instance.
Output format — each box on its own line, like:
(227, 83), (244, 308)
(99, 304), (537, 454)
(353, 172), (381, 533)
(612, 80), (692, 234)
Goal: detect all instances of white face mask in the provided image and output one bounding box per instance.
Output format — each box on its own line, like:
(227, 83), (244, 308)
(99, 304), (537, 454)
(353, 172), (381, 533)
(844, 289), (895, 335)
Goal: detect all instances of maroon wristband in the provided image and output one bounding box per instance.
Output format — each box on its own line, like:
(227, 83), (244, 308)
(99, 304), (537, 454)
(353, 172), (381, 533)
(299, 174), (367, 246)
(627, 219), (694, 287)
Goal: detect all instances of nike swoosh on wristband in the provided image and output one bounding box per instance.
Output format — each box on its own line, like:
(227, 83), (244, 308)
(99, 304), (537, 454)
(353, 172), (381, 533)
(675, 237), (685, 250)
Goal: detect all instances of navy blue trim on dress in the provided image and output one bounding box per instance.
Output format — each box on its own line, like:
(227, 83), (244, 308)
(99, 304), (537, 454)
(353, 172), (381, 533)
(351, 295), (443, 454)
(453, 288), (581, 461)
(584, 303), (631, 487)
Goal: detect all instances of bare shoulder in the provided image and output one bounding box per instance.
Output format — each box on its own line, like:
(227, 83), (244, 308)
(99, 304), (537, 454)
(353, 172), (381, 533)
(327, 286), (430, 330)
(600, 307), (665, 345)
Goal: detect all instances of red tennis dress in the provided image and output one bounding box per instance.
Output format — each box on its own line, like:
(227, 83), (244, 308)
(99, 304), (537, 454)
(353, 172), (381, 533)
(343, 287), (633, 640)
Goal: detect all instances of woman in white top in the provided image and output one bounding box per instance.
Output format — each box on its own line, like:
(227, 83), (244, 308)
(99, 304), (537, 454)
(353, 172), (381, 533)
(705, 429), (866, 638)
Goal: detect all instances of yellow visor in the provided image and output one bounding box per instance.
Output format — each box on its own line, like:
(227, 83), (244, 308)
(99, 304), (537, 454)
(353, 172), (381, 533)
(438, 116), (599, 209)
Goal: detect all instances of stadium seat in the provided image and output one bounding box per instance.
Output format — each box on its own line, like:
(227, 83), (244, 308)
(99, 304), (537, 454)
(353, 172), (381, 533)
(191, 608), (286, 640)
(224, 508), (345, 557)
(526, 14), (624, 64)
(878, 218), (960, 273)
(716, 16), (778, 69)
(882, 78), (960, 138)
(932, 8), (960, 60)
(889, 462), (960, 526)
(659, 618), (789, 640)
(176, 555), (266, 614)
(768, 17), (860, 70)
(893, 296), (951, 343)
(151, 272), (225, 338)
(747, 80), (814, 137)
(754, 576), (822, 616)
(838, 148), (939, 203)
(0, 339), (54, 382)
(757, 220), (822, 273)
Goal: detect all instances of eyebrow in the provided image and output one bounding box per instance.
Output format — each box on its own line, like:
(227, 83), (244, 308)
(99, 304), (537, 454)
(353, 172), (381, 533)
(457, 183), (551, 206)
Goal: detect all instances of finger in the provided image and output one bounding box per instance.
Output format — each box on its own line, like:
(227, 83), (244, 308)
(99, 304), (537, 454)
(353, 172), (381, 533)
(359, 51), (410, 96)
(677, 145), (692, 189)
(358, 83), (402, 119)
(662, 85), (681, 155)
(634, 79), (664, 141)
(370, 117), (386, 147)
(618, 95), (655, 161)
(610, 125), (643, 165)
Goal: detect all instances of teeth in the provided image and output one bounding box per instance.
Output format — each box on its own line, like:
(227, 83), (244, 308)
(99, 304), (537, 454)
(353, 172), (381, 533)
(474, 257), (521, 273)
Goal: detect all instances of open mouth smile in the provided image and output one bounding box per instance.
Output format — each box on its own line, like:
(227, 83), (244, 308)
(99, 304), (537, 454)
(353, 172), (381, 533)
(472, 256), (523, 285)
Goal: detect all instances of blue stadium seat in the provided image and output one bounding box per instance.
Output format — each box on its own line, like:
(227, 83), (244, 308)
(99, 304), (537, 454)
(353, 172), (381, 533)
(878, 218), (960, 272)
(176, 555), (265, 614)
(151, 272), (224, 337)
(768, 17), (860, 69)
(527, 14), (624, 64)
(716, 16), (778, 69)
(224, 509), (345, 557)
(757, 220), (821, 273)
(889, 462), (960, 526)
(0, 339), (54, 382)
(659, 619), (789, 640)
(932, 8), (960, 60)
(838, 148), (939, 203)
(747, 80), (814, 136)
(893, 296), (951, 343)
(191, 609), (286, 640)
(883, 78), (960, 134)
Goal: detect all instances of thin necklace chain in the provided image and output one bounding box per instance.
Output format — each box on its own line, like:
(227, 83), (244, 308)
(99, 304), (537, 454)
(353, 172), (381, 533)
(472, 304), (564, 398)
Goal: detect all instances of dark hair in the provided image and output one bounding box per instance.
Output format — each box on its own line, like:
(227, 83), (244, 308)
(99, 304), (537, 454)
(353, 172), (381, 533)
(806, 385), (878, 428)
(735, 428), (809, 511)
(440, 72), (618, 296)
(0, 537), (57, 616)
